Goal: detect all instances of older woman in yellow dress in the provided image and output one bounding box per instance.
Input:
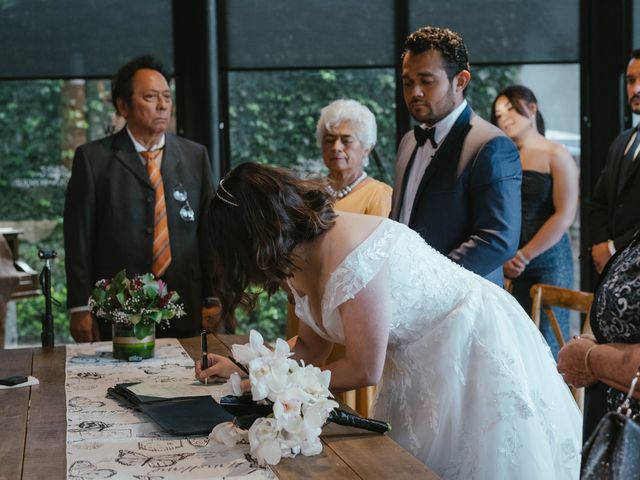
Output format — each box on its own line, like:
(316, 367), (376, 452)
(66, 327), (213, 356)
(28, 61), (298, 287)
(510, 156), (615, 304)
(289, 99), (392, 414)
(318, 99), (392, 215)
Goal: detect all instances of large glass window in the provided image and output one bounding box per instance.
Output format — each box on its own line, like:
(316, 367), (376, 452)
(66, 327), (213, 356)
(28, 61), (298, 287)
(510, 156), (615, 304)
(225, 61), (582, 338)
(0, 79), (177, 346)
(518, 64), (581, 291)
(226, 68), (396, 339)
(0, 0), (174, 78)
(473, 64), (582, 318)
(408, 0), (579, 63)
(228, 68), (397, 180)
(0, 79), (112, 345)
(1, 2), (584, 344)
(1, 1), (177, 347)
(222, 0), (396, 69)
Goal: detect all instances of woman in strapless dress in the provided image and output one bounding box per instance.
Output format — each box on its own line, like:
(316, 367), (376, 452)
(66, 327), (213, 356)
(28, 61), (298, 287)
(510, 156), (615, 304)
(492, 85), (579, 359)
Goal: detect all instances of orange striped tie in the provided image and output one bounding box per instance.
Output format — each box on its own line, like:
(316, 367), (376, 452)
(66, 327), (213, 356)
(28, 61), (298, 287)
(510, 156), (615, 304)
(141, 150), (172, 277)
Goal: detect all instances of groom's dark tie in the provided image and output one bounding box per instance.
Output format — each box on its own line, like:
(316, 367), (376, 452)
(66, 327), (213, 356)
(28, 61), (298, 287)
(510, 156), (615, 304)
(397, 126), (438, 220)
(414, 125), (438, 149)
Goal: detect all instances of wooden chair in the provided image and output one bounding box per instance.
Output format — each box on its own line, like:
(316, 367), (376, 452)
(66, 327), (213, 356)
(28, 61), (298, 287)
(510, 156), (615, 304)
(529, 283), (594, 409)
(529, 284), (594, 345)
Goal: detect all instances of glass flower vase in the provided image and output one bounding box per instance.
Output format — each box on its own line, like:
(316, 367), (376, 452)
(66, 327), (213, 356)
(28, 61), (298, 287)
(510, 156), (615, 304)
(112, 322), (155, 361)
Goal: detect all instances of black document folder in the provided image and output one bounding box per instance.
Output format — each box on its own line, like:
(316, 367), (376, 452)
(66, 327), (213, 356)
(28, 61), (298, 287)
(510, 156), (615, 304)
(108, 383), (234, 436)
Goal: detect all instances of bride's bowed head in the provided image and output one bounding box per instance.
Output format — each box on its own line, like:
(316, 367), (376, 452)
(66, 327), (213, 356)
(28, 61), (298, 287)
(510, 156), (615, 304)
(209, 162), (336, 320)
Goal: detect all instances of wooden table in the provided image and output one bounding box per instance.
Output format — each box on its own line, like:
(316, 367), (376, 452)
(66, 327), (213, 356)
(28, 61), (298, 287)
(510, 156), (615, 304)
(0, 335), (438, 480)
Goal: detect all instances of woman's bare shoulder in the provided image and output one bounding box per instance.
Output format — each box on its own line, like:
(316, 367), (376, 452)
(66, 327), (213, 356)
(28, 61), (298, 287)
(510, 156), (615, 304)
(322, 213), (384, 262)
(547, 141), (578, 176)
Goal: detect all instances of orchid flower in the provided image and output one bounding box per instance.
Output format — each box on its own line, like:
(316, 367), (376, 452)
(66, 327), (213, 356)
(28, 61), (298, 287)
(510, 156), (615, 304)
(248, 417), (282, 465)
(212, 330), (341, 466)
(231, 330), (271, 365)
(210, 422), (247, 448)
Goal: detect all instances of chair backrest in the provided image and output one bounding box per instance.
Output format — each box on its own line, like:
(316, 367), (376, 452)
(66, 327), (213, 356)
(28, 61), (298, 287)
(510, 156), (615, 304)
(529, 283), (594, 348)
(530, 283), (594, 411)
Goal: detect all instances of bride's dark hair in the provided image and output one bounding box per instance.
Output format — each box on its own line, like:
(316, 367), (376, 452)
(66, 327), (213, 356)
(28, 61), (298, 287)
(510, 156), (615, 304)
(208, 162), (336, 318)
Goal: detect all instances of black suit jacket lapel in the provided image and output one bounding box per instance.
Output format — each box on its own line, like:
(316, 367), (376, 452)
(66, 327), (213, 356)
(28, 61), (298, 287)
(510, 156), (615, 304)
(160, 136), (184, 222)
(112, 128), (153, 188)
(617, 131), (640, 195)
(161, 134), (182, 181)
(621, 155), (640, 191)
(409, 105), (472, 226)
(607, 130), (631, 204)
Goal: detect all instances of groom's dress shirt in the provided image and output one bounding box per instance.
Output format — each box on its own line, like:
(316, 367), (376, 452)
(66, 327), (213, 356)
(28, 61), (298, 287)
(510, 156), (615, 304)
(400, 100), (467, 225)
(391, 102), (521, 286)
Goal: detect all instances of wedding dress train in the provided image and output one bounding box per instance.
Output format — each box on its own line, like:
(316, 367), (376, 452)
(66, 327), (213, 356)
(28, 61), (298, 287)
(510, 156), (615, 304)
(290, 219), (580, 479)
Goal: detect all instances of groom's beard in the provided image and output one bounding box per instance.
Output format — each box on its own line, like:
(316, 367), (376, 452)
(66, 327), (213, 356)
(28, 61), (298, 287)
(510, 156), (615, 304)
(630, 95), (640, 114)
(410, 83), (457, 126)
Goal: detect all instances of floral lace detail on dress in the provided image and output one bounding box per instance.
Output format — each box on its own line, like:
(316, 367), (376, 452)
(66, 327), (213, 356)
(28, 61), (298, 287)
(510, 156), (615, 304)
(291, 219), (581, 478)
(322, 222), (396, 322)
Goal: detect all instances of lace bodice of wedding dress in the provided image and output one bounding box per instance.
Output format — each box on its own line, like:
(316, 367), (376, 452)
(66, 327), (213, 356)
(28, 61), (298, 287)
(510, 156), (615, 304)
(290, 219), (581, 479)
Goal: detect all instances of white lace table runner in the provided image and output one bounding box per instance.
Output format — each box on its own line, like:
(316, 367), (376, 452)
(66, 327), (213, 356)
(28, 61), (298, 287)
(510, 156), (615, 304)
(65, 339), (275, 479)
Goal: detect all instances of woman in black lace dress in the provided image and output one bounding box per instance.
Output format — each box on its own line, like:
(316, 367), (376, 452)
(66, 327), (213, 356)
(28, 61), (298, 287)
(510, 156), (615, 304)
(558, 232), (640, 440)
(491, 86), (579, 358)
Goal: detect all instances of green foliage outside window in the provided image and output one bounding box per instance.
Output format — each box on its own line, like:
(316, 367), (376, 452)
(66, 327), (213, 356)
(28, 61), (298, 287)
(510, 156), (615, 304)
(1, 65), (518, 345)
(0, 80), (111, 345)
(0, 80), (65, 221)
(226, 65), (519, 341)
(228, 69), (397, 182)
(466, 66), (521, 120)
(233, 288), (290, 342)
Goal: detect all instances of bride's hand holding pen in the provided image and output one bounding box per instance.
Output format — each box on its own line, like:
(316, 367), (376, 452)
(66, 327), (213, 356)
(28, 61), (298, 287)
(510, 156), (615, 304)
(195, 352), (247, 383)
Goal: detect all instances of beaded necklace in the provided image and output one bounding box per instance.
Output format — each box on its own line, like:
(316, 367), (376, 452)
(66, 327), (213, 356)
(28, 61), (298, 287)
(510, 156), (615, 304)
(326, 172), (368, 199)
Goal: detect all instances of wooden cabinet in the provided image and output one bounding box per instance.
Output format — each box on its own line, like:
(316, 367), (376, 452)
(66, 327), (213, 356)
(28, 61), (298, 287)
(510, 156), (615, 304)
(0, 228), (39, 299)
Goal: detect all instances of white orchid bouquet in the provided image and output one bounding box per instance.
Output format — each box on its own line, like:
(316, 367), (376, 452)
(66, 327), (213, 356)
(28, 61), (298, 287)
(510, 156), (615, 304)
(210, 330), (340, 465)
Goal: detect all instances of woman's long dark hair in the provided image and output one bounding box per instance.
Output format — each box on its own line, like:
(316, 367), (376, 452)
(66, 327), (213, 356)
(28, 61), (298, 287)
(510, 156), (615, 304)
(208, 162), (336, 319)
(490, 84), (546, 135)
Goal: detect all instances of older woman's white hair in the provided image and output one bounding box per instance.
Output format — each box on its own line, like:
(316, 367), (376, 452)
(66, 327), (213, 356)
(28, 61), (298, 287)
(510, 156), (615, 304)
(316, 99), (377, 153)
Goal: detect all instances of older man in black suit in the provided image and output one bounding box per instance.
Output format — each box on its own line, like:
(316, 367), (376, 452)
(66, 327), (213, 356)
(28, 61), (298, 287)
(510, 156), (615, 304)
(391, 26), (522, 286)
(590, 49), (640, 274)
(64, 55), (218, 342)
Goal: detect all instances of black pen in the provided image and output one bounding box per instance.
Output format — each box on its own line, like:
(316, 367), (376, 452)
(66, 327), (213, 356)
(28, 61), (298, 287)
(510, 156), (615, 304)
(201, 330), (209, 385)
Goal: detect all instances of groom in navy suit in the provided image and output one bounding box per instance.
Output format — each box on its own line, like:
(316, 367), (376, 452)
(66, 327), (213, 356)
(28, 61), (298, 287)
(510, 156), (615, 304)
(391, 26), (522, 286)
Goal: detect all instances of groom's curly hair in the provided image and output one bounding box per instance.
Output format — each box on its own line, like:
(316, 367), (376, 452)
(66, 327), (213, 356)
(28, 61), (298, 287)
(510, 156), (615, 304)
(402, 26), (470, 89)
(208, 162), (336, 319)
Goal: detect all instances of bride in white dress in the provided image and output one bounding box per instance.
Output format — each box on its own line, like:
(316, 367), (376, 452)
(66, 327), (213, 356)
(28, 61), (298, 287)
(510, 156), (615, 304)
(198, 163), (581, 479)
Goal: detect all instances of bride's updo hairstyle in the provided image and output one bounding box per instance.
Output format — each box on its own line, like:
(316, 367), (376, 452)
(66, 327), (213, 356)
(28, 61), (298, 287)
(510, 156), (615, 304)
(209, 162), (336, 317)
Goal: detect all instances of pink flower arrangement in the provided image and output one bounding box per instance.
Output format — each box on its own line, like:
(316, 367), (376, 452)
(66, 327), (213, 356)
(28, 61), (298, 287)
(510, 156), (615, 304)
(89, 269), (185, 332)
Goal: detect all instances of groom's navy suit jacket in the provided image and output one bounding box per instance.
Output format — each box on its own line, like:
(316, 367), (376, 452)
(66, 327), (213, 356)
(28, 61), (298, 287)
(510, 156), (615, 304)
(391, 105), (522, 285)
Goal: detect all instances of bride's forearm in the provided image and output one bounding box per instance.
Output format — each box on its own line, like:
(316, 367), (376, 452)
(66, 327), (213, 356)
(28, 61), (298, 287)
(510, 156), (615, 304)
(325, 357), (381, 393)
(291, 335), (331, 367)
(291, 338), (378, 392)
